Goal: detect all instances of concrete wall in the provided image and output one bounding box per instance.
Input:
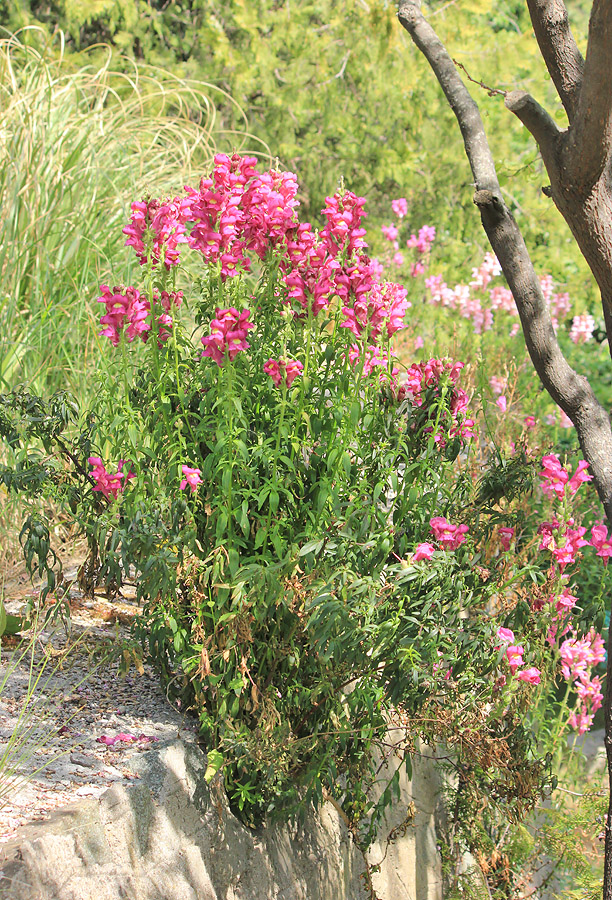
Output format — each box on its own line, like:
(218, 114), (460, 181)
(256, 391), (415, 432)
(0, 739), (443, 900)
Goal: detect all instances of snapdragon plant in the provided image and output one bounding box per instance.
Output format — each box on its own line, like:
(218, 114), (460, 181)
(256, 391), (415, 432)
(1, 155), (608, 872)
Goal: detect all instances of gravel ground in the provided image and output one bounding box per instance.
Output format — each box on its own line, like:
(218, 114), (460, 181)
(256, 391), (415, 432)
(0, 583), (199, 842)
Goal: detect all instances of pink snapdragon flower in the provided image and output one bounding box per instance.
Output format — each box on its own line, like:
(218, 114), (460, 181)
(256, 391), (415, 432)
(201, 307), (254, 366)
(591, 523), (612, 563)
(407, 225), (435, 254)
(263, 357), (304, 388)
(543, 521), (589, 572)
(555, 587), (578, 615)
(348, 344), (398, 378)
(429, 516), (469, 550)
(496, 627), (515, 645)
(180, 466), (202, 493)
(413, 542), (436, 562)
(391, 198), (408, 218)
(123, 197), (189, 268)
(506, 644), (524, 674)
(489, 375), (507, 396)
(382, 224), (399, 242)
(560, 629), (605, 734)
(340, 280), (410, 341)
(88, 457), (134, 501)
(496, 395), (507, 413)
(569, 312), (595, 345)
(539, 454), (592, 500)
(516, 667), (541, 685)
(321, 190), (368, 257)
(97, 285), (150, 346)
(539, 454), (569, 499)
(498, 527), (515, 551)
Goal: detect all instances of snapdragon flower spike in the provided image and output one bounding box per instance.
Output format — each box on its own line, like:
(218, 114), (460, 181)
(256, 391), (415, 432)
(97, 285), (151, 346)
(242, 169), (300, 259)
(201, 307), (254, 366)
(321, 190), (368, 258)
(123, 197), (189, 268)
(340, 281), (411, 341)
(382, 224), (399, 242)
(560, 629), (605, 734)
(282, 226), (340, 317)
(263, 357), (304, 389)
(98, 285), (182, 347)
(183, 153), (258, 280)
(539, 454), (592, 499)
(406, 225), (436, 255)
(569, 312), (596, 344)
(348, 344), (398, 378)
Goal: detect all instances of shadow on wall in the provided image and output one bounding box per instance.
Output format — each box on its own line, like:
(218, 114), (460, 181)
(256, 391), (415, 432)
(0, 737), (444, 900)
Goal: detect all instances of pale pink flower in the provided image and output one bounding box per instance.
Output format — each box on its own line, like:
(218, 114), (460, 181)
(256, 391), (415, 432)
(517, 667), (541, 685)
(489, 375), (507, 396)
(414, 335), (424, 350)
(382, 223), (399, 242)
(569, 312), (595, 345)
(591, 523), (612, 563)
(413, 542), (436, 562)
(496, 627), (515, 644)
(391, 198), (408, 218)
(496, 395), (507, 413)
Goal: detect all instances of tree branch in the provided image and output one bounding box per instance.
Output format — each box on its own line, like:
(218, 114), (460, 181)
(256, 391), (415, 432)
(504, 90), (561, 173)
(397, 0), (497, 192)
(397, 0), (612, 519)
(569, 0), (612, 188)
(525, 0), (584, 121)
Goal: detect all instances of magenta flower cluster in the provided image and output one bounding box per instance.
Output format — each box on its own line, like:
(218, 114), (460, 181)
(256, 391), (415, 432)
(263, 357), (304, 389)
(97, 285), (182, 346)
(496, 627), (541, 685)
(394, 358), (474, 445)
(88, 457), (134, 501)
(201, 307), (254, 366)
(114, 154), (413, 380)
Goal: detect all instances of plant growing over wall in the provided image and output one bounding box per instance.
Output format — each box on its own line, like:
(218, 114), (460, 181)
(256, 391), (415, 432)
(0, 155), (609, 879)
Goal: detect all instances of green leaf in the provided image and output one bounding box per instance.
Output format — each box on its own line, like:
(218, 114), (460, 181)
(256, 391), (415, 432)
(204, 749), (224, 783)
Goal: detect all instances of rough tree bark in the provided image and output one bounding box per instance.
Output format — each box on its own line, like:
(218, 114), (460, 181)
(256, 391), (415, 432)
(397, 0), (612, 893)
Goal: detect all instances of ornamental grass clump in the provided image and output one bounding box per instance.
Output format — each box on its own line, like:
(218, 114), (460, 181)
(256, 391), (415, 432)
(1, 155), (609, 860)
